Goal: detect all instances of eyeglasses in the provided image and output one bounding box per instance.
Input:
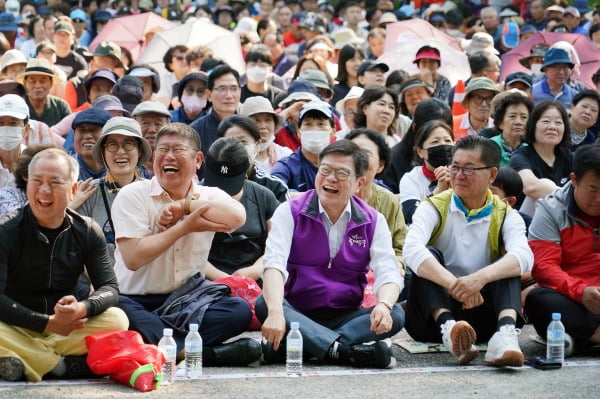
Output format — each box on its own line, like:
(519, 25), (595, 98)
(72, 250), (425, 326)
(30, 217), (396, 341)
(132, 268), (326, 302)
(318, 164), (354, 181)
(470, 94), (494, 105)
(155, 144), (194, 155)
(449, 165), (493, 176)
(213, 85), (240, 95)
(104, 141), (137, 152)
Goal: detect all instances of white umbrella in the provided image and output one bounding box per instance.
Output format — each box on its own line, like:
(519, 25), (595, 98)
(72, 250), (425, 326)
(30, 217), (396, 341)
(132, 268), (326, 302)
(377, 38), (470, 87)
(135, 18), (245, 76)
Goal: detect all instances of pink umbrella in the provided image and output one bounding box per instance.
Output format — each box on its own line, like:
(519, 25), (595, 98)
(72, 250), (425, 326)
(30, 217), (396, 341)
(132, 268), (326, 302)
(500, 31), (600, 88)
(384, 19), (463, 53)
(378, 38), (469, 86)
(89, 13), (176, 62)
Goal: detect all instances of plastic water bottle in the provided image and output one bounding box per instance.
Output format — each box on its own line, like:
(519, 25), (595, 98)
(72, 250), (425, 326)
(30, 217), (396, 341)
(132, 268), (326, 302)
(546, 312), (565, 364)
(286, 322), (303, 376)
(158, 328), (177, 385)
(185, 323), (203, 379)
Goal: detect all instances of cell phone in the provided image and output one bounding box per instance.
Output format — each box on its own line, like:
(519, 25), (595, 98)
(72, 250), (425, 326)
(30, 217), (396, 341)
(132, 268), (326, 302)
(525, 356), (562, 370)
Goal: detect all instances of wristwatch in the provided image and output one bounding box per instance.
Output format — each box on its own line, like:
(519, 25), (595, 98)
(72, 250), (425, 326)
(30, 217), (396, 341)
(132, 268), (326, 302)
(378, 299), (394, 311)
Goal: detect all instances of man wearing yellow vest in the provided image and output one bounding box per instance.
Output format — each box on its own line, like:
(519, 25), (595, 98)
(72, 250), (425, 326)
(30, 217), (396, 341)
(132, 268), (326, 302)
(403, 136), (533, 367)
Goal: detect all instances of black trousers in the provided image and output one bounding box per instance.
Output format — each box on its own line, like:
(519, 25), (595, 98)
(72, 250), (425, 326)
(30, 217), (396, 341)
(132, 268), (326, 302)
(405, 248), (523, 343)
(525, 287), (600, 347)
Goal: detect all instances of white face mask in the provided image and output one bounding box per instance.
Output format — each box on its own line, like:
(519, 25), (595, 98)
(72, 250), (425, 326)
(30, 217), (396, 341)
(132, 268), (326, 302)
(300, 130), (330, 154)
(530, 63), (543, 76)
(246, 66), (268, 84)
(0, 126), (23, 151)
(259, 135), (274, 152)
(245, 143), (257, 162)
(181, 94), (207, 115)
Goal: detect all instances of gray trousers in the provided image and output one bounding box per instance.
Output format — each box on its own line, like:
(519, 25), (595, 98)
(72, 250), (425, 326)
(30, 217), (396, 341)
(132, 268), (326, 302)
(255, 295), (405, 360)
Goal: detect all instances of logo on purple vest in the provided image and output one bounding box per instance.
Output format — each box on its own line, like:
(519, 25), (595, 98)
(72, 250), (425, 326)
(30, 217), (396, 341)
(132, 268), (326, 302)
(348, 234), (366, 247)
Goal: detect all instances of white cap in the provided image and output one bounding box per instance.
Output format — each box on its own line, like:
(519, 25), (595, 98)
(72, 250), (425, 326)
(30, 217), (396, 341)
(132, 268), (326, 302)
(335, 86), (364, 115)
(132, 101), (171, 118)
(0, 94), (29, 119)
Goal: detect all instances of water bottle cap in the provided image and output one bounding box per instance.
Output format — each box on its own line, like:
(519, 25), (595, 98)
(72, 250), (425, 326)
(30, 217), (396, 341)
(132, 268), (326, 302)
(189, 323), (199, 331)
(552, 313), (561, 320)
(163, 328), (173, 336)
(290, 322), (300, 329)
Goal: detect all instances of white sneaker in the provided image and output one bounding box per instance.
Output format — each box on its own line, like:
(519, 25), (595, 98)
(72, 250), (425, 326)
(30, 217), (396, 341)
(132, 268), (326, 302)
(564, 332), (574, 358)
(484, 325), (524, 367)
(441, 319), (479, 365)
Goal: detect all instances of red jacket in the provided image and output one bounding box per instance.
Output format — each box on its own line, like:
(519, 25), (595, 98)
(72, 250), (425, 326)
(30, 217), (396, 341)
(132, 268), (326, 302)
(528, 183), (600, 302)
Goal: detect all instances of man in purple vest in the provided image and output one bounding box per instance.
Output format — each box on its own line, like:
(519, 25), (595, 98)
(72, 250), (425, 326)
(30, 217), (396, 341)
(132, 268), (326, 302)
(257, 140), (404, 368)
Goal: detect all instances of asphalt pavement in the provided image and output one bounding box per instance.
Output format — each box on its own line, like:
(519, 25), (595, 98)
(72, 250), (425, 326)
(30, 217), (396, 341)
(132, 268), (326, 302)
(1, 324), (598, 399)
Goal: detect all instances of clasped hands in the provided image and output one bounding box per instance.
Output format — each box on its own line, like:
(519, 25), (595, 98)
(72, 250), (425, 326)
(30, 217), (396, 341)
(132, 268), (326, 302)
(448, 273), (486, 310)
(45, 295), (88, 336)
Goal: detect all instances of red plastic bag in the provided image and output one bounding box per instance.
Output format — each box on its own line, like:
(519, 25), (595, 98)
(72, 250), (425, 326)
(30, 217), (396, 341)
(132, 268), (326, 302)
(361, 270), (377, 308)
(85, 330), (165, 392)
(215, 275), (262, 331)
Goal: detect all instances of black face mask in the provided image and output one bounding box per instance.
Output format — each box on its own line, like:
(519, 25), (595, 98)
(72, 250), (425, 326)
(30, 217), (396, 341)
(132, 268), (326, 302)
(426, 144), (454, 168)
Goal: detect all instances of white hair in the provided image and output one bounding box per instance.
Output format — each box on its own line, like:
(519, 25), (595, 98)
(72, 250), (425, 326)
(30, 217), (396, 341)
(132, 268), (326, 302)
(481, 7), (498, 17)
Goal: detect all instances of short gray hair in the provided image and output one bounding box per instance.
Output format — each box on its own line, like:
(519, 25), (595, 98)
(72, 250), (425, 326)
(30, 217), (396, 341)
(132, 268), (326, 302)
(28, 148), (79, 183)
(481, 6), (497, 17)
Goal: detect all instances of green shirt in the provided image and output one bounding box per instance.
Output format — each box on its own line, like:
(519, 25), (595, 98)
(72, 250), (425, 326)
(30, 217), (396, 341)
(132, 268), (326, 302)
(490, 134), (527, 167)
(26, 95), (71, 126)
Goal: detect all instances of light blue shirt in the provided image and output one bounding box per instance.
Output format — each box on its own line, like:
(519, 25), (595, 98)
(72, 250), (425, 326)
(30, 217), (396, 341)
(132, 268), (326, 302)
(532, 77), (577, 110)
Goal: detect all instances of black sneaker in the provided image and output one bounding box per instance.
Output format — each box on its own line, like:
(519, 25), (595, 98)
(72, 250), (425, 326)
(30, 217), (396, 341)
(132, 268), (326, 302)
(0, 357), (24, 381)
(63, 355), (96, 379)
(211, 338), (262, 367)
(348, 341), (392, 369)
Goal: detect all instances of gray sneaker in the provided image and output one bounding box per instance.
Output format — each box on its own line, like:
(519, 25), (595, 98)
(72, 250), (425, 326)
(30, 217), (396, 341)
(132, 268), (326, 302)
(0, 357), (24, 381)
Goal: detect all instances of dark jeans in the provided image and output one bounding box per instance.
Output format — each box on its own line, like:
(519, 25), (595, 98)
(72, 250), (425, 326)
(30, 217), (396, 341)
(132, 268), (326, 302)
(118, 294), (251, 351)
(525, 287), (600, 347)
(405, 248), (523, 343)
(255, 296), (405, 360)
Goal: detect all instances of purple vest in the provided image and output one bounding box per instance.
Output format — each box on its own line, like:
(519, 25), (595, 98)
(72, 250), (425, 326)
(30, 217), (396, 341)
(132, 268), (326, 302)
(285, 190), (377, 312)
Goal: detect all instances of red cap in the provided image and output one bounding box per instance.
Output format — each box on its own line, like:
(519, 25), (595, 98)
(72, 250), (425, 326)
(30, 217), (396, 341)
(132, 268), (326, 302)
(413, 48), (441, 63)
